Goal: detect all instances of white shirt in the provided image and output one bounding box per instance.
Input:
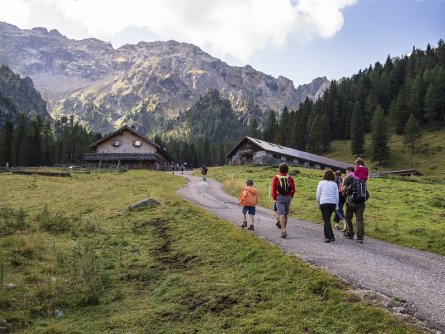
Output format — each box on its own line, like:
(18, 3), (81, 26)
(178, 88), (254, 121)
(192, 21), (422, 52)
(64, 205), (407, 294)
(316, 180), (339, 207)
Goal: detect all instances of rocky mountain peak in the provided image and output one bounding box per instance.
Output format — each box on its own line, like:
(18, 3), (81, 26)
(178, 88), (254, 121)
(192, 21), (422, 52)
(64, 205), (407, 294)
(0, 22), (330, 134)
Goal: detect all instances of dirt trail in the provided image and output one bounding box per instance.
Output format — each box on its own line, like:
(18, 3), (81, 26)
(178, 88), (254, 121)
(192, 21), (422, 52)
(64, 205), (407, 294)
(177, 172), (445, 333)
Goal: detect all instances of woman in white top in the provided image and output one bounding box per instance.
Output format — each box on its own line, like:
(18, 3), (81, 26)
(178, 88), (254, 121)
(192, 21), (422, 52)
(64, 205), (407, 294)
(316, 169), (339, 243)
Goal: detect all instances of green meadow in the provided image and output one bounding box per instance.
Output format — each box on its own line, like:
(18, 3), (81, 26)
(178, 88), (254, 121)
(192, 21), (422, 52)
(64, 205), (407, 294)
(209, 165), (445, 256)
(0, 170), (425, 333)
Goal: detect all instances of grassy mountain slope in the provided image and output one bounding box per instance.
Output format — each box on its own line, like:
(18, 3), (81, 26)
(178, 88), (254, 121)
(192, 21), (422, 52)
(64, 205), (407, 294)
(0, 171), (424, 333)
(324, 127), (445, 178)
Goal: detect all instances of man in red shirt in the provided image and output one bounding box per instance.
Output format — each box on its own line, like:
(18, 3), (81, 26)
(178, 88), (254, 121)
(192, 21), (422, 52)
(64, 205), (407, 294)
(272, 163), (296, 238)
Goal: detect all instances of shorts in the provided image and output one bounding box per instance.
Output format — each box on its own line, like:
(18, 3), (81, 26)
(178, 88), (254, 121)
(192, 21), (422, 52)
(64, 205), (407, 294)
(275, 195), (292, 216)
(242, 206), (256, 215)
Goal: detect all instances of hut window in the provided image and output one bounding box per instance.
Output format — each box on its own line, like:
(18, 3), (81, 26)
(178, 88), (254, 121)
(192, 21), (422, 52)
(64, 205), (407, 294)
(112, 140), (121, 147)
(133, 140), (142, 147)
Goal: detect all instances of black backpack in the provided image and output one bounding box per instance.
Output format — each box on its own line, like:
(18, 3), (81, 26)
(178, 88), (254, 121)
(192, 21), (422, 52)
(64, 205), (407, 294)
(348, 178), (369, 203)
(276, 175), (291, 195)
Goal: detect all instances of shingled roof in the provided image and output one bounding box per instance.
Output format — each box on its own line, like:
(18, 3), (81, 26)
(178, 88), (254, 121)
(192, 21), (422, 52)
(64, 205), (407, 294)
(227, 136), (353, 170)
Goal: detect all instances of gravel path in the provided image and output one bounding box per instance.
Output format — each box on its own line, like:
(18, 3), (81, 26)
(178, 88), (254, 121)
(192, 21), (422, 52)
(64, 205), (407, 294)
(177, 172), (445, 333)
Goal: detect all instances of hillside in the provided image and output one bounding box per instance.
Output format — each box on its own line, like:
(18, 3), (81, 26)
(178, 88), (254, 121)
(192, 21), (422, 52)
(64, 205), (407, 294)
(0, 21), (329, 135)
(325, 126), (445, 178)
(0, 64), (50, 129)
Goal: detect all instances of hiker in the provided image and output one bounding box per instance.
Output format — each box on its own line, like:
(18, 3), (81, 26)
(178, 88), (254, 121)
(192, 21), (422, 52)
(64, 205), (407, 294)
(353, 157), (369, 182)
(273, 202), (280, 228)
(333, 170), (347, 230)
(271, 163), (296, 238)
(316, 169), (339, 243)
(171, 162), (175, 175)
(180, 164), (185, 175)
(201, 163), (208, 181)
(343, 166), (369, 243)
(238, 179), (258, 230)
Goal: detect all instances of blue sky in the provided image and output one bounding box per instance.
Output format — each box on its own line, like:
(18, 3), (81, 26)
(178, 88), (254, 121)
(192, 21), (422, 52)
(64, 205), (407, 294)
(0, 0), (444, 86)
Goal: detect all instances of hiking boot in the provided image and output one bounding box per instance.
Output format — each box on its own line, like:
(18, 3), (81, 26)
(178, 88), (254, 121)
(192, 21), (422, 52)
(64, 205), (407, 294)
(247, 224), (255, 230)
(276, 219), (281, 228)
(241, 221), (247, 228)
(356, 238), (364, 243)
(343, 233), (353, 240)
(324, 238), (335, 243)
(334, 223), (340, 230)
(281, 231), (287, 238)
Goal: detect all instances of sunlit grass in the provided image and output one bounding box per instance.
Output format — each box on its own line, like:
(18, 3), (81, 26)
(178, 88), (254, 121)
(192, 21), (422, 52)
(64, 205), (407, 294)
(208, 165), (445, 256)
(0, 171), (425, 333)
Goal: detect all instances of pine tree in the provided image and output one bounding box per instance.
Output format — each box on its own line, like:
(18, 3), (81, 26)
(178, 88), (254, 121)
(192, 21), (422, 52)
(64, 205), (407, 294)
(278, 106), (291, 146)
(404, 114), (422, 154)
(247, 118), (261, 138)
(262, 110), (277, 142)
(350, 102), (365, 156)
(0, 121), (14, 166)
(371, 105), (390, 164)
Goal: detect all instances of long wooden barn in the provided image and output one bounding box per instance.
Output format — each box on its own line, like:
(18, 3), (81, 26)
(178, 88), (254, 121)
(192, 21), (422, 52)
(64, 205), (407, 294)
(227, 136), (353, 172)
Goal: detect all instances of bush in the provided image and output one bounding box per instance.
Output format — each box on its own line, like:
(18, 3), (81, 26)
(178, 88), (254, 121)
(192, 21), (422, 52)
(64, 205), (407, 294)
(0, 207), (29, 235)
(36, 205), (72, 233)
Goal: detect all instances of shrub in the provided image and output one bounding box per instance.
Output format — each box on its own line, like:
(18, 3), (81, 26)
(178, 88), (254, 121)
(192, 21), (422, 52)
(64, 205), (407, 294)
(36, 205), (72, 233)
(0, 207), (29, 235)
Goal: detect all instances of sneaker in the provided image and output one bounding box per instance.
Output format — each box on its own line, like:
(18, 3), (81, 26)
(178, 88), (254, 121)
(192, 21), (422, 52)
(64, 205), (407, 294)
(356, 238), (363, 243)
(281, 231), (287, 238)
(247, 224), (255, 230)
(241, 221), (247, 228)
(334, 223), (340, 230)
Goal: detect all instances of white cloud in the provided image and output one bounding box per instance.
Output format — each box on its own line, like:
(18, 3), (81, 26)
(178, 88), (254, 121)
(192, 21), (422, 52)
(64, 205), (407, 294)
(2, 0), (357, 62)
(0, 0), (31, 28)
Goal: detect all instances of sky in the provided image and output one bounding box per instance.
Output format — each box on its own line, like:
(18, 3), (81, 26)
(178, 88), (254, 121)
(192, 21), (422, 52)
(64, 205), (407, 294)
(0, 0), (444, 86)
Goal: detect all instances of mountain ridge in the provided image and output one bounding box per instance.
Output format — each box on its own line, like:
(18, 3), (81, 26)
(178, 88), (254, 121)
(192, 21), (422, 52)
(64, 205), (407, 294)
(0, 21), (330, 134)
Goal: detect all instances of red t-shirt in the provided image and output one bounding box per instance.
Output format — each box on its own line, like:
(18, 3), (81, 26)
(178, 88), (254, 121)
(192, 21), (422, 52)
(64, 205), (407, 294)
(272, 172), (296, 200)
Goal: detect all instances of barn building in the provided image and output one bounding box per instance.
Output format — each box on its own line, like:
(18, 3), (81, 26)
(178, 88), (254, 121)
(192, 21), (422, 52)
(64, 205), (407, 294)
(227, 136), (352, 172)
(84, 126), (174, 169)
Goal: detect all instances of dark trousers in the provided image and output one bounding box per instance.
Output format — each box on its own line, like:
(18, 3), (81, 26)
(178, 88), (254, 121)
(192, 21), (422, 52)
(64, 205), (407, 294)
(345, 201), (366, 239)
(334, 198), (346, 223)
(319, 203), (336, 240)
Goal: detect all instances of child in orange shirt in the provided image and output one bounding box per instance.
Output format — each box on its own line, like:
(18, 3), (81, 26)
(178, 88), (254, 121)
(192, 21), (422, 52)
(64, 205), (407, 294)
(238, 179), (259, 230)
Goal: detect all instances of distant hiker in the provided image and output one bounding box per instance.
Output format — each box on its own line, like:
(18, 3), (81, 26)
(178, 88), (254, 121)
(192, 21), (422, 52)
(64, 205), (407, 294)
(343, 165), (369, 243)
(353, 157), (369, 182)
(171, 162), (175, 175)
(238, 179), (259, 230)
(333, 170), (347, 230)
(201, 163), (208, 181)
(271, 163), (296, 238)
(180, 164), (185, 175)
(316, 169), (339, 243)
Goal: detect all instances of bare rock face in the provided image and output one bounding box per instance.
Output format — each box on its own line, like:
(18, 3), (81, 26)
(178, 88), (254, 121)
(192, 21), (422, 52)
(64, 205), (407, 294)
(0, 21), (330, 134)
(0, 64), (50, 128)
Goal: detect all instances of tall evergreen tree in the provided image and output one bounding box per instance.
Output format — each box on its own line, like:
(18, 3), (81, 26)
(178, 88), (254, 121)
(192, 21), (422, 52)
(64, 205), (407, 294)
(371, 105), (390, 164)
(0, 121), (14, 166)
(350, 102), (365, 156)
(262, 110), (277, 142)
(247, 118), (261, 138)
(278, 106), (291, 146)
(404, 114), (422, 154)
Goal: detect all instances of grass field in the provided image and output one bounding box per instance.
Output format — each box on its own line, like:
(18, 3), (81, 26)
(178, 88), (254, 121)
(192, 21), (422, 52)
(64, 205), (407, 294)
(325, 127), (445, 178)
(0, 170), (426, 333)
(208, 165), (445, 256)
